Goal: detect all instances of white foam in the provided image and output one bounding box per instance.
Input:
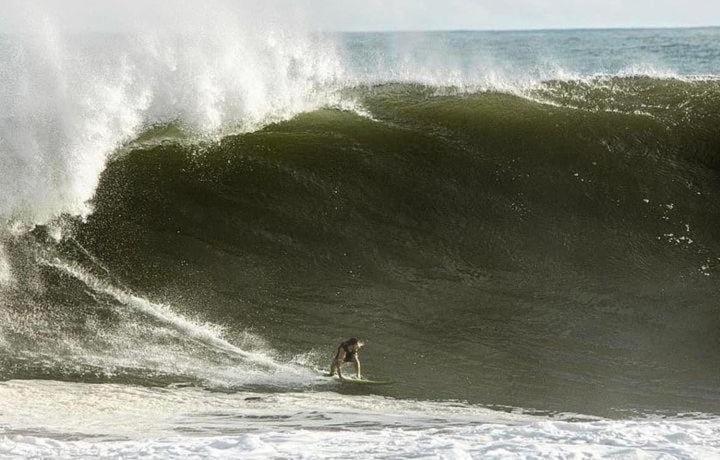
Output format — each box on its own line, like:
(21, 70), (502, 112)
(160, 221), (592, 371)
(0, 380), (718, 459)
(0, 1), (345, 224)
(0, 243), (13, 288)
(31, 259), (323, 387)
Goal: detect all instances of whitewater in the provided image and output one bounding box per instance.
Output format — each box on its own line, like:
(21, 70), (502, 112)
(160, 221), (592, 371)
(0, 380), (718, 458)
(2, 0), (720, 458)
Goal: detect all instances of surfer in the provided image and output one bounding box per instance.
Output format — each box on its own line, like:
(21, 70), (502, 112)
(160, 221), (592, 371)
(329, 337), (364, 380)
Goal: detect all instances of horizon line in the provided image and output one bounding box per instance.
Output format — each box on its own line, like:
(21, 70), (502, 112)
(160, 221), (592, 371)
(1, 24), (718, 35)
(334, 24), (720, 34)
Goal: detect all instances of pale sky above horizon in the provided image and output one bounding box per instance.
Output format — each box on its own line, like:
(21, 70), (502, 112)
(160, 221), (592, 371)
(3, 0), (720, 33)
(302, 0), (720, 31)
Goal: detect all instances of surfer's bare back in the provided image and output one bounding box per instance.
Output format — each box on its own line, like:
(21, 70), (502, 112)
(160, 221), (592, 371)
(329, 337), (364, 380)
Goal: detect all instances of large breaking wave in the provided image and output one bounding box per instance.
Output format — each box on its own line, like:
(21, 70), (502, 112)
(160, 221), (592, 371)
(2, 77), (720, 416)
(1, 1), (720, 419)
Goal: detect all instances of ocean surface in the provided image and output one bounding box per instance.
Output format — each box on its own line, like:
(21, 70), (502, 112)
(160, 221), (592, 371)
(1, 13), (720, 458)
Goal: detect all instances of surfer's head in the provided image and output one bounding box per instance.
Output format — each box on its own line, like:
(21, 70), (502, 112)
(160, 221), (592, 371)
(347, 337), (364, 350)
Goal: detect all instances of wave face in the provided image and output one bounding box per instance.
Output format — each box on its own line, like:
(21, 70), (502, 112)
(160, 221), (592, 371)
(1, 19), (720, 422)
(84, 80), (720, 415)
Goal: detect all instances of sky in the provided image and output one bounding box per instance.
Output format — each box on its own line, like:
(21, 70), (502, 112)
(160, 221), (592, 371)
(3, 0), (720, 32)
(303, 0), (720, 31)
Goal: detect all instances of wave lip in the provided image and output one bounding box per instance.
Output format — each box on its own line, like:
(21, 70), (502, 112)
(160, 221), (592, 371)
(0, 1), (345, 224)
(3, 25), (720, 225)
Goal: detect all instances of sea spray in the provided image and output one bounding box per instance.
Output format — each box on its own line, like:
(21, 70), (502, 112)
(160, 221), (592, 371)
(0, 0), (344, 224)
